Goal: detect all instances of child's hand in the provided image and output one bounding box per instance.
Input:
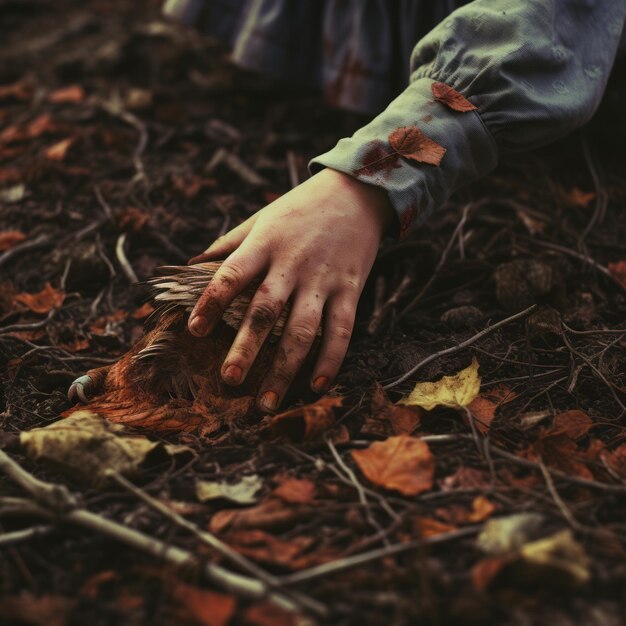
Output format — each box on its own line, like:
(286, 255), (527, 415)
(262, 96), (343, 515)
(188, 168), (395, 412)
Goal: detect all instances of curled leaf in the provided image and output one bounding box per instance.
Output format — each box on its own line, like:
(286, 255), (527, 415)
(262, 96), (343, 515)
(398, 358), (480, 410)
(196, 475), (263, 505)
(351, 434), (435, 496)
(431, 82), (477, 112)
(263, 396), (343, 441)
(388, 126), (446, 166)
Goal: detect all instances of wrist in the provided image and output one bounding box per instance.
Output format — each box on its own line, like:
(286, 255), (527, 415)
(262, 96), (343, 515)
(319, 168), (396, 234)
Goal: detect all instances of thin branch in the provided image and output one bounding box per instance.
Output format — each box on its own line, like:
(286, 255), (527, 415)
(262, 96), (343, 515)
(384, 305), (537, 390)
(0, 525), (54, 547)
(115, 233), (139, 283)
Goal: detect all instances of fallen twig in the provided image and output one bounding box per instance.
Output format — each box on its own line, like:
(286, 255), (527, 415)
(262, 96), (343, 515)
(115, 233), (139, 283)
(384, 305), (537, 390)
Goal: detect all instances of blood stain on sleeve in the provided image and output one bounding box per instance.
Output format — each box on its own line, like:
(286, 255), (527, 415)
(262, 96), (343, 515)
(354, 140), (401, 177)
(399, 204), (418, 240)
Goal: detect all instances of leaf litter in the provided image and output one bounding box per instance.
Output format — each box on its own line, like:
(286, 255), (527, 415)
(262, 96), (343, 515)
(0, 1), (625, 624)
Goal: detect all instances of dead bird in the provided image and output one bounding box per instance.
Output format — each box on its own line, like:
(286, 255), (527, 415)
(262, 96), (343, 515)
(66, 262), (319, 436)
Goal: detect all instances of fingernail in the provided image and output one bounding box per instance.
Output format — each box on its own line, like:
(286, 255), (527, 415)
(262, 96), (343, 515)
(189, 315), (209, 336)
(259, 391), (279, 412)
(222, 364), (243, 386)
(312, 376), (329, 394)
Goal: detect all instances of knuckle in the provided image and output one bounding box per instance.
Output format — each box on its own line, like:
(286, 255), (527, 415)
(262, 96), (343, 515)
(231, 342), (255, 362)
(218, 263), (246, 290)
(269, 367), (293, 387)
(248, 300), (279, 331)
(332, 323), (353, 342)
(287, 323), (317, 346)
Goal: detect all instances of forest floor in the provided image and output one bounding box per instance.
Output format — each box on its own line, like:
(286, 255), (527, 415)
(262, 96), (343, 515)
(1, 1), (625, 625)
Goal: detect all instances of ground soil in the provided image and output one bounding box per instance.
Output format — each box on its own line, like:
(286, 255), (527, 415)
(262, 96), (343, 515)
(0, 2), (625, 625)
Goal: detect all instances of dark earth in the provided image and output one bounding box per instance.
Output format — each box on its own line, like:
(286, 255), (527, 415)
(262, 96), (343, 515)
(0, 1), (625, 625)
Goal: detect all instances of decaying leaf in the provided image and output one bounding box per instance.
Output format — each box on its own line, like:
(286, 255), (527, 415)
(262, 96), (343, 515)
(431, 81), (477, 112)
(467, 384), (516, 434)
(388, 126), (446, 166)
(608, 260), (626, 290)
(477, 513), (545, 555)
(167, 581), (236, 626)
(272, 477), (316, 504)
(398, 358), (480, 411)
(351, 434), (435, 496)
(44, 137), (75, 161)
(48, 85), (85, 104)
(362, 383), (421, 437)
(196, 474), (263, 505)
(263, 396), (343, 441)
(13, 282), (65, 314)
(0, 230), (27, 251)
(20, 410), (160, 485)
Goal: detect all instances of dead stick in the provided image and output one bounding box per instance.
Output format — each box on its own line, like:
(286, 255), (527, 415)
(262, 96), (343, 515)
(384, 305), (537, 390)
(0, 449), (316, 615)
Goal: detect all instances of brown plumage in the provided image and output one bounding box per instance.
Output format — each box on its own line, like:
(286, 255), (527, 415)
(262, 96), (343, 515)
(66, 262), (316, 438)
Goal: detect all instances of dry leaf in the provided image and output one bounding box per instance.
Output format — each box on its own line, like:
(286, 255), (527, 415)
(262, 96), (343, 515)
(431, 81), (477, 112)
(0, 79), (33, 102)
(264, 396), (343, 441)
(20, 410), (160, 485)
(44, 137), (74, 161)
(209, 498), (313, 534)
(14, 282), (65, 313)
(564, 187), (595, 207)
(351, 434), (435, 496)
(388, 126), (446, 166)
(167, 581), (236, 626)
(608, 261), (626, 290)
(467, 495), (496, 522)
(131, 302), (154, 319)
(362, 383), (421, 438)
(477, 513), (545, 555)
(398, 358), (480, 410)
(467, 384), (516, 434)
(0, 230), (26, 251)
(0, 593), (75, 626)
(272, 477), (316, 504)
(244, 601), (299, 626)
(196, 475), (263, 505)
(547, 409), (593, 440)
(48, 85), (85, 104)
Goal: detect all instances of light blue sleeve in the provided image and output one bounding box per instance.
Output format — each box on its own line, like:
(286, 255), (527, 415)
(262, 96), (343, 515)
(311, 0), (626, 238)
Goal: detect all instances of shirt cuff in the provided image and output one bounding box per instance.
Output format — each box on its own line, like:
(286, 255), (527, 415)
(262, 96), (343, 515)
(309, 76), (498, 239)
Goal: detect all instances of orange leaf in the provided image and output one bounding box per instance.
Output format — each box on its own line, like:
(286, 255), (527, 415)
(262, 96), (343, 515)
(272, 477), (316, 504)
(467, 495), (496, 522)
(131, 302), (155, 319)
(264, 396), (343, 441)
(0, 593), (74, 626)
(0, 230), (26, 251)
(0, 79), (33, 102)
(414, 516), (457, 538)
(168, 581), (235, 626)
(471, 556), (505, 592)
(44, 137), (74, 161)
(14, 282), (65, 313)
(388, 126), (446, 166)
(547, 409), (592, 440)
(431, 81), (477, 112)
(351, 434), (435, 496)
(48, 85), (85, 104)
(244, 601), (299, 626)
(467, 384), (516, 434)
(564, 187), (595, 208)
(608, 261), (626, 290)
(26, 114), (59, 139)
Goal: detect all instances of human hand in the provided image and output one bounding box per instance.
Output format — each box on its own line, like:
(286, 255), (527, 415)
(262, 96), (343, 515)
(187, 168), (395, 412)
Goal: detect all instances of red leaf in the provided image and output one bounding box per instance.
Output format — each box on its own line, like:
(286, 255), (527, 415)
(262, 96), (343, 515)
(467, 384), (516, 434)
(388, 126), (446, 166)
(168, 581), (235, 626)
(48, 85), (85, 104)
(0, 230), (27, 251)
(351, 434), (435, 496)
(354, 140), (401, 177)
(14, 282), (65, 314)
(547, 409), (593, 440)
(431, 82), (477, 112)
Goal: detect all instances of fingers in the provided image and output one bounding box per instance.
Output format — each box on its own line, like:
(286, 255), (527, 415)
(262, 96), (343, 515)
(188, 241), (267, 337)
(188, 214), (259, 265)
(310, 293), (356, 394)
(220, 273), (294, 386)
(257, 294), (323, 412)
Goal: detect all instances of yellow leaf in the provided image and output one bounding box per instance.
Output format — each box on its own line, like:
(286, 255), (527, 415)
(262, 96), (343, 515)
(398, 358), (481, 410)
